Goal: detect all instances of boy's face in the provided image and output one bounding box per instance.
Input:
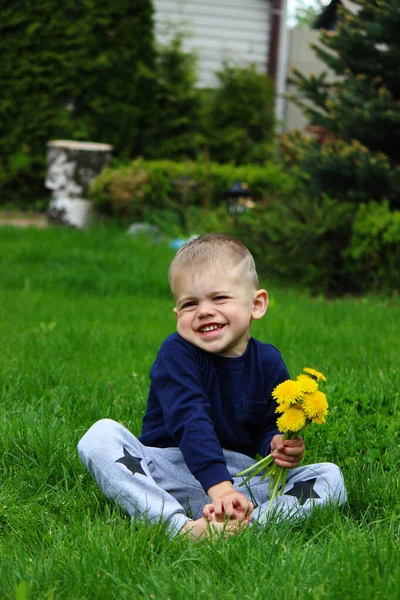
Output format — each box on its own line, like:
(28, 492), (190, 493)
(172, 265), (268, 357)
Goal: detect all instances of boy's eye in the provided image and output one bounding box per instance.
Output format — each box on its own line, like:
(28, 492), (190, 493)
(181, 301), (196, 309)
(214, 295), (228, 301)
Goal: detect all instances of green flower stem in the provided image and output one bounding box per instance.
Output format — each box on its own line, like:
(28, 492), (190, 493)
(237, 454), (273, 477)
(237, 429), (304, 498)
(237, 454), (274, 487)
(270, 471), (281, 503)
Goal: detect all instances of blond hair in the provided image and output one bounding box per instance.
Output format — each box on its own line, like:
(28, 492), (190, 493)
(168, 234), (259, 295)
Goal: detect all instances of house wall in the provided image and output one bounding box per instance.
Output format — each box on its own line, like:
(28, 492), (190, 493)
(285, 27), (335, 132)
(153, 0), (272, 88)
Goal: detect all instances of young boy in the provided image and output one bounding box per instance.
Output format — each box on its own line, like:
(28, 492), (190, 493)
(78, 234), (346, 539)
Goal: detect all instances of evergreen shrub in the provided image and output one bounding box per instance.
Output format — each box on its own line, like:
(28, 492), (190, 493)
(0, 0), (155, 205)
(228, 193), (358, 294)
(229, 194), (400, 295)
(199, 63), (276, 165)
(147, 35), (203, 161)
(280, 132), (400, 207)
(287, 0), (400, 209)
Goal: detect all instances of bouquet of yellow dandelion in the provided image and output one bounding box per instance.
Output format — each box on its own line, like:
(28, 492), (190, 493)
(237, 367), (328, 503)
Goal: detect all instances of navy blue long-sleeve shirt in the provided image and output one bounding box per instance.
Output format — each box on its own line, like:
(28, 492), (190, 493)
(139, 333), (290, 492)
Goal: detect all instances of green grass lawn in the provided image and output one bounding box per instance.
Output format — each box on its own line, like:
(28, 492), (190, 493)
(1, 226), (399, 600)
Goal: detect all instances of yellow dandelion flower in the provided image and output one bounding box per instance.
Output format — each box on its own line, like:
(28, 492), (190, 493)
(302, 390), (328, 419)
(272, 379), (304, 409)
(277, 407), (307, 433)
(303, 367), (327, 382)
(296, 374), (318, 394)
(311, 413), (327, 425)
(237, 367), (330, 503)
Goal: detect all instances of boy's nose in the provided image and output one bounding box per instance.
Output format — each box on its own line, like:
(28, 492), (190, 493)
(197, 302), (215, 317)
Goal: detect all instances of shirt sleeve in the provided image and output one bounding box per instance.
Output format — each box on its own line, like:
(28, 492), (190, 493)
(256, 354), (290, 457)
(150, 337), (233, 492)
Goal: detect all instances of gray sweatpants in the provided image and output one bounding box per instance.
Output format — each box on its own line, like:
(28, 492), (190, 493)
(77, 419), (346, 537)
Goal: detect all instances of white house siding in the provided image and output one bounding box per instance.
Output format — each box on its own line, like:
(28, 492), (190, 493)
(154, 0), (271, 88)
(285, 28), (333, 132)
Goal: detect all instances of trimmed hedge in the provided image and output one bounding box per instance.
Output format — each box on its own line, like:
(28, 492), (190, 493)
(89, 157), (297, 220)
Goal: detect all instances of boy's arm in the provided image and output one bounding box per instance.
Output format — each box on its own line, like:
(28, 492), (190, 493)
(150, 336), (234, 492)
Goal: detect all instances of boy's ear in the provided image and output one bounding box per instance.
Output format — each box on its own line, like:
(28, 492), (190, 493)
(252, 289), (268, 320)
(173, 307), (178, 319)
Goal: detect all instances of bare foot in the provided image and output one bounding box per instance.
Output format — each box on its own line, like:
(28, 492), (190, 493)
(179, 516), (249, 541)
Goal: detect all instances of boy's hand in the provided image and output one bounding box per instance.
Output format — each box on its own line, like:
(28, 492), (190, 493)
(204, 481), (254, 522)
(271, 434), (305, 469)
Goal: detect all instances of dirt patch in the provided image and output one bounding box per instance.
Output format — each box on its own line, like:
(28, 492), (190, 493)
(0, 211), (48, 228)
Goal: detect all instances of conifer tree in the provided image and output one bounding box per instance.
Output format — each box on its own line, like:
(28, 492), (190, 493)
(285, 0), (400, 208)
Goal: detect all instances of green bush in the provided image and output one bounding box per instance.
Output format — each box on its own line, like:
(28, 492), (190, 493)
(345, 200), (400, 293)
(227, 193), (400, 296)
(0, 0), (155, 206)
(228, 193), (357, 294)
(199, 63), (276, 164)
(147, 35), (203, 160)
(280, 131), (400, 207)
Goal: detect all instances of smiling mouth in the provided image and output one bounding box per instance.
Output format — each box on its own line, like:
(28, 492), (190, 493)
(198, 324), (225, 333)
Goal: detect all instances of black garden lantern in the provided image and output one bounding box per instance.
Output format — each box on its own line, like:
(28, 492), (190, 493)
(224, 181), (254, 214)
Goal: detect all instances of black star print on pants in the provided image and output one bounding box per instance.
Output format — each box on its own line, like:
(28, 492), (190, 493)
(285, 478), (320, 505)
(115, 447), (147, 477)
